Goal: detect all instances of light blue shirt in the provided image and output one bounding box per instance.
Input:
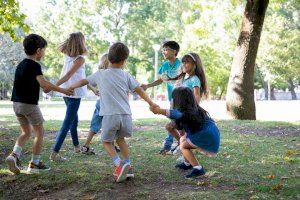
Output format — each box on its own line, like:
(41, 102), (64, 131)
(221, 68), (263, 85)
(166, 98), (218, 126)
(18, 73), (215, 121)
(182, 75), (201, 90)
(158, 58), (181, 101)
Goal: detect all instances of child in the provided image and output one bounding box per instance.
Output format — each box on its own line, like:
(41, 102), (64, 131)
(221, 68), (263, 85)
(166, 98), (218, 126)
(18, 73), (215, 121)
(141, 41), (181, 154)
(69, 42), (157, 182)
(150, 87), (220, 178)
(81, 53), (120, 154)
(165, 53), (208, 145)
(6, 34), (73, 174)
(50, 32), (88, 161)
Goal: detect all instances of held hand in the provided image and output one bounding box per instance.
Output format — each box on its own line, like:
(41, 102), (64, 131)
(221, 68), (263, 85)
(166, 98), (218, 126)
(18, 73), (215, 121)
(64, 87), (74, 96)
(43, 88), (51, 93)
(140, 84), (148, 91)
(93, 89), (100, 96)
(150, 104), (160, 114)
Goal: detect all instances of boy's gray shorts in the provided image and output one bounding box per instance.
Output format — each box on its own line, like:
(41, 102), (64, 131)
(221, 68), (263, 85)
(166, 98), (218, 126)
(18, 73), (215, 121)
(101, 115), (132, 142)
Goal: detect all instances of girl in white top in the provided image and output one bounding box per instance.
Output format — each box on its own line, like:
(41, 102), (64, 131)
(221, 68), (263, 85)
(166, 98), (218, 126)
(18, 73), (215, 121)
(50, 32), (88, 161)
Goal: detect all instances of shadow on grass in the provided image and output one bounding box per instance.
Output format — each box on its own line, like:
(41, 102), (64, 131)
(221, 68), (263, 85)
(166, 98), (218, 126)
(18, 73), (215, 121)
(0, 118), (299, 199)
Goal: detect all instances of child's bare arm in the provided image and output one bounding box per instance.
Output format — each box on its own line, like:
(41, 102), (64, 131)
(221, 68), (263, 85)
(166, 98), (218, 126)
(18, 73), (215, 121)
(87, 84), (99, 96)
(134, 86), (157, 107)
(69, 79), (89, 90)
(36, 75), (73, 96)
(141, 78), (163, 90)
(56, 57), (84, 86)
(193, 87), (201, 104)
(150, 106), (166, 115)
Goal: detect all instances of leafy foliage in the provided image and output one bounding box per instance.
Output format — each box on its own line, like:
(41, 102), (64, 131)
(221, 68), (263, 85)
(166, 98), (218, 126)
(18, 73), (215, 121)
(0, 0), (29, 41)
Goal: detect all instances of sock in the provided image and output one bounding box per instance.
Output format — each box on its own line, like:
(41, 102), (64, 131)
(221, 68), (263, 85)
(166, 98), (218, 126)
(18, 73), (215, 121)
(123, 159), (131, 166)
(193, 165), (202, 170)
(31, 154), (41, 165)
(113, 155), (121, 166)
(184, 161), (191, 166)
(13, 145), (22, 158)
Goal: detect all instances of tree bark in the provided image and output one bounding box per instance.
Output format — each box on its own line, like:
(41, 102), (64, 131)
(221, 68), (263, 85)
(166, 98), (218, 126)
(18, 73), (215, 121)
(287, 78), (297, 100)
(270, 87), (276, 100)
(226, 0), (269, 119)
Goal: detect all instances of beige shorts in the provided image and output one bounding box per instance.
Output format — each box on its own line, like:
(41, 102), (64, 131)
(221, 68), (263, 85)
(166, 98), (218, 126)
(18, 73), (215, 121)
(13, 102), (44, 125)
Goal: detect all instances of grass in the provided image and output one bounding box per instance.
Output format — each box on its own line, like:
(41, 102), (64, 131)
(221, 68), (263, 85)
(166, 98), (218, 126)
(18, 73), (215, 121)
(0, 115), (299, 200)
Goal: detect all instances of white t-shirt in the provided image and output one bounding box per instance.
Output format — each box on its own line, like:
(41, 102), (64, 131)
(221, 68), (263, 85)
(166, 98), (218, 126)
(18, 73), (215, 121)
(87, 68), (140, 115)
(60, 55), (87, 98)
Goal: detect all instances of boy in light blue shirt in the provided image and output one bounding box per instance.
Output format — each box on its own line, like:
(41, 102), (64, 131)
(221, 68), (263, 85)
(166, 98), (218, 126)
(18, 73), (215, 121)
(141, 41), (181, 154)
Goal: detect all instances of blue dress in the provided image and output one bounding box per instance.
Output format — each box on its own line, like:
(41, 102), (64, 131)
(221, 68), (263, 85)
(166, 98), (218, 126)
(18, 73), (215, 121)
(167, 109), (220, 154)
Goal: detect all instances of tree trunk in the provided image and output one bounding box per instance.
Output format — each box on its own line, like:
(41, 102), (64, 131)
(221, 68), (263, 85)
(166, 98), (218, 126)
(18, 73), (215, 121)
(270, 87), (276, 100)
(226, 0), (269, 119)
(287, 78), (297, 100)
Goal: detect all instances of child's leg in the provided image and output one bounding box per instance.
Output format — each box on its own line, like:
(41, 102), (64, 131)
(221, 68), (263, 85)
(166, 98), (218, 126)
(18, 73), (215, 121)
(85, 131), (96, 146)
(115, 137), (129, 160)
(179, 136), (199, 166)
(6, 123), (31, 174)
(165, 122), (180, 141)
(163, 133), (173, 150)
(31, 124), (44, 157)
(52, 97), (80, 153)
(70, 113), (80, 149)
(102, 141), (118, 159)
(14, 124), (32, 155)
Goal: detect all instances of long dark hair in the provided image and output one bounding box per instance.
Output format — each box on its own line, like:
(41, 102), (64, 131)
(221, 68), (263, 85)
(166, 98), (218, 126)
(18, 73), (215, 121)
(172, 87), (210, 132)
(169, 53), (208, 99)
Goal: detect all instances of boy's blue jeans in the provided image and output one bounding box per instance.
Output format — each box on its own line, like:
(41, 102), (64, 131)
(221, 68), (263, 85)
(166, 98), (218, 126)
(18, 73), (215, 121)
(163, 133), (174, 151)
(53, 97), (81, 152)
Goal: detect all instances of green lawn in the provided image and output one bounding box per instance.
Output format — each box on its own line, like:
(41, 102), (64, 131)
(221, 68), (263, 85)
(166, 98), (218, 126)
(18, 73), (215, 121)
(0, 115), (299, 200)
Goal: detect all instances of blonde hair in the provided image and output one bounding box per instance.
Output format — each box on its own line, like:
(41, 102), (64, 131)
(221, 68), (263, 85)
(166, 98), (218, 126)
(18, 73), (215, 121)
(98, 53), (110, 69)
(58, 32), (87, 57)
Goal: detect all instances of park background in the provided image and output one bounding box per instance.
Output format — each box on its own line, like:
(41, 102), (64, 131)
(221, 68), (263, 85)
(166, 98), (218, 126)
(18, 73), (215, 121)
(0, 0), (299, 199)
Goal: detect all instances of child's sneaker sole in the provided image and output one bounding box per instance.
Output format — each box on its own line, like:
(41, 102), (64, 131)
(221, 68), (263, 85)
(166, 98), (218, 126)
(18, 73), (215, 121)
(6, 156), (20, 174)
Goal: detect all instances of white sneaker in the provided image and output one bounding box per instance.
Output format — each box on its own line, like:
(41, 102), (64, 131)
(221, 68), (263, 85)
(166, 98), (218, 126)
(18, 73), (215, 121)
(172, 145), (181, 155)
(6, 153), (21, 174)
(50, 152), (67, 162)
(176, 155), (184, 163)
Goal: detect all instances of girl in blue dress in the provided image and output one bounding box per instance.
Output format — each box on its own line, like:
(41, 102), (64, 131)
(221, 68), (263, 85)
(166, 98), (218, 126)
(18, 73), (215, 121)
(151, 87), (220, 178)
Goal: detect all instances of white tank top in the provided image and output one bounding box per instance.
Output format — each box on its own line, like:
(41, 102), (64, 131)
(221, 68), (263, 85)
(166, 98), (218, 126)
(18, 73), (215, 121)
(60, 55), (87, 98)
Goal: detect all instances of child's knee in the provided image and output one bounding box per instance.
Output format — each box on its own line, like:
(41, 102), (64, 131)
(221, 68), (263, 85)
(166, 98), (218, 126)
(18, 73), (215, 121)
(165, 123), (174, 131)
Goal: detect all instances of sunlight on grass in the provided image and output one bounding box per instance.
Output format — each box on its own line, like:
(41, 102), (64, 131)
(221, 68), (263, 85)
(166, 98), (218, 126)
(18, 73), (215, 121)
(0, 116), (299, 199)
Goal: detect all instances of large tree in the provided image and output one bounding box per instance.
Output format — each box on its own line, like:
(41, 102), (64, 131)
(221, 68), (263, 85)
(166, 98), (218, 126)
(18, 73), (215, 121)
(226, 0), (269, 120)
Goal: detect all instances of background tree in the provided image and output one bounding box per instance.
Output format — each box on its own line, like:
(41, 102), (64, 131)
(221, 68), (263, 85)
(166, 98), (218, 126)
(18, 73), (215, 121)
(226, 0), (269, 120)
(257, 0), (300, 100)
(0, 34), (25, 99)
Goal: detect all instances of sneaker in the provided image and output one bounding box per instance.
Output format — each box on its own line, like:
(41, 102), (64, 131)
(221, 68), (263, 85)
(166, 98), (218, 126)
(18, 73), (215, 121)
(185, 167), (206, 179)
(113, 161), (130, 183)
(171, 145), (180, 155)
(50, 152), (67, 162)
(81, 145), (95, 155)
(27, 161), (50, 174)
(74, 146), (81, 153)
(175, 162), (193, 170)
(159, 147), (171, 155)
(176, 155), (185, 163)
(115, 146), (121, 153)
(126, 165), (134, 178)
(5, 153), (22, 174)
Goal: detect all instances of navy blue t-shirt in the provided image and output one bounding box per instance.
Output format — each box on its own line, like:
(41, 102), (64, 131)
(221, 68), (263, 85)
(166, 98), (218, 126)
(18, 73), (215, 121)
(11, 59), (43, 105)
